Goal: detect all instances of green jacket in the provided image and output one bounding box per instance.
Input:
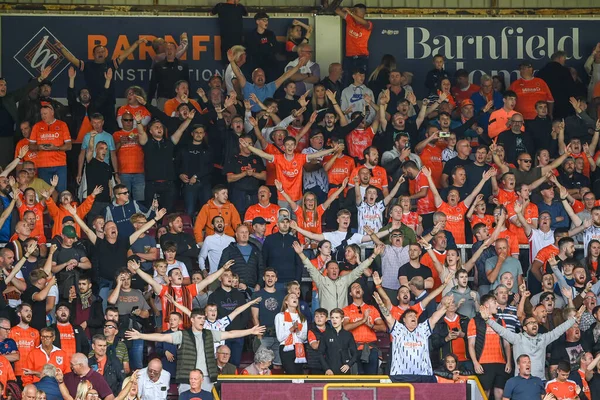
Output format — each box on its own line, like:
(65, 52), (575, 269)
(381, 222), (417, 245)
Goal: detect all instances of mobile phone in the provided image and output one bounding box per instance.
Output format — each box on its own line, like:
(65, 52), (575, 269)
(439, 131), (450, 138)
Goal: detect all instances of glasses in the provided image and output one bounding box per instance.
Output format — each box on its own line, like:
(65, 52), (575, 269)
(41, 335), (54, 339)
(519, 159), (532, 163)
(88, 394), (99, 398)
(0, 326), (10, 331)
(390, 234), (403, 238)
(117, 191), (129, 196)
(104, 325), (117, 329)
(122, 119), (134, 122)
(512, 121), (524, 124)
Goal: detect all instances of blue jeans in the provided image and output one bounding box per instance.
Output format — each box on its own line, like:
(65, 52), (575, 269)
(38, 166), (67, 193)
(357, 345), (379, 375)
(225, 337), (244, 367)
(311, 291), (320, 316)
(98, 278), (113, 312)
(119, 174), (145, 202)
(183, 181), (211, 219)
(229, 189), (257, 220)
(129, 339), (144, 370)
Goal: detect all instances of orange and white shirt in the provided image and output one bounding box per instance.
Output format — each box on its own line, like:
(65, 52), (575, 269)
(29, 119), (71, 168)
(113, 130), (144, 174)
(413, 170), (436, 215)
(9, 325), (40, 376)
(0, 355), (16, 396)
(244, 202), (280, 236)
(17, 201), (46, 244)
(271, 153), (309, 202)
(22, 345), (71, 385)
(343, 303), (381, 350)
(497, 188), (518, 206)
(322, 154), (355, 196)
(346, 127), (375, 160)
(56, 323), (77, 362)
(509, 77), (554, 120)
(545, 379), (579, 400)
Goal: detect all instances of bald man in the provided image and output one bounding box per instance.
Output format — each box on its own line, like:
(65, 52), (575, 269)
(137, 358), (171, 400)
(62, 353), (114, 400)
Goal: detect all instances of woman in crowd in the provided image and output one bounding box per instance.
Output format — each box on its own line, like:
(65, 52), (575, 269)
(275, 293), (308, 374)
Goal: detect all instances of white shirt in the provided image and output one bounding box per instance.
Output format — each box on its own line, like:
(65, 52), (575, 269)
(323, 231), (365, 249)
(137, 367), (171, 400)
(528, 228), (555, 264)
(301, 147), (328, 193)
(198, 233), (235, 274)
(357, 200), (386, 235)
(225, 63), (236, 94)
(584, 225), (600, 257)
(389, 321), (432, 375)
(204, 316), (231, 354)
(166, 260), (189, 279)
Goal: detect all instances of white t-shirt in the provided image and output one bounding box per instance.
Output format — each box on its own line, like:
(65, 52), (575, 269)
(584, 225), (600, 257)
(204, 316), (231, 354)
(389, 320), (432, 376)
(323, 231), (364, 249)
(529, 228), (555, 264)
(166, 261), (190, 278)
(357, 200), (386, 235)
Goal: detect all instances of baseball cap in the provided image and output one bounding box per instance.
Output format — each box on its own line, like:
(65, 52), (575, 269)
(278, 215), (290, 222)
(460, 99), (475, 109)
(62, 225), (77, 238)
(252, 217), (271, 225)
(254, 12), (269, 20)
(56, 302), (71, 311)
(62, 216), (75, 224)
(538, 182), (554, 191)
(39, 79), (53, 87)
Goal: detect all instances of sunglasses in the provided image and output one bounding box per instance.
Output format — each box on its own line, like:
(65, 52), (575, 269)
(519, 159), (532, 163)
(117, 191), (129, 195)
(122, 118), (134, 122)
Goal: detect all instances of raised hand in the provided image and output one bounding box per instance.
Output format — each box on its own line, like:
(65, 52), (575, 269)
(372, 271), (382, 286)
(40, 66), (52, 80)
(561, 286), (573, 300)
(252, 297), (263, 305)
(155, 208), (167, 221)
(128, 259), (141, 272)
(125, 329), (142, 340)
(309, 111), (318, 124)
(341, 177), (349, 188)
(373, 244), (385, 256)
(251, 325), (267, 336)
(134, 95), (146, 106)
(248, 116), (258, 128)
(222, 260), (235, 270)
(92, 185), (103, 196)
(291, 241), (303, 255)
(227, 48), (236, 63)
(363, 225), (375, 235)
(325, 90), (337, 102)
(64, 203), (77, 215)
(68, 66), (76, 79)
(238, 138), (249, 148)
(483, 100), (494, 113)
(513, 201), (523, 215)
(105, 68), (113, 82)
(274, 179), (283, 192)
(421, 166), (431, 177)
(479, 305), (490, 320)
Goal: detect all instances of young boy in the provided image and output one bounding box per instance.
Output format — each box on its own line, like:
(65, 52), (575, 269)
(398, 195), (422, 235)
(162, 241), (191, 285)
(496, 172), (518, 206)
(307, 308), (328, 374)
(318, 308), (358, 375)
(151, 259), (169, 332)
(287, 281), (312, 323)
(16, 188), (47, 247)
(354, 175), (403, 235)
(425, 54), (450, 95)
(278, 81), (300, 119)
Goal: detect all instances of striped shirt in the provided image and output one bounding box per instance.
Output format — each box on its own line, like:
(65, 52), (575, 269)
(357, 200), (386, 235)
(497, 305), (521, 333)
(584, 225), (600, 257)
(380, 245), (410, 290)
(389, 320), (432, 375)
(301, 147), (329, 193)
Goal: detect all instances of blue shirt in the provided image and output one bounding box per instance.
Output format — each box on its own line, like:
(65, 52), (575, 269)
(537, 200), (570, 230)
(243, 81), (277, 112)
(0, 196), (12, 242)
(0, 338), (18, 355)
(503, 375), (544, 400)
(81, 131), (116, 164)
(179, 389), (213, 400)
(237, 244), (252, 263)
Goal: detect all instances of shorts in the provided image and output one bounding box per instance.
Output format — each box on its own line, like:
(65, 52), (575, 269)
(478, 363), (509, 390)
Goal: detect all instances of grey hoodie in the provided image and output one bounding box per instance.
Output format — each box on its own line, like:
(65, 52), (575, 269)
(487, 317), (576, 380)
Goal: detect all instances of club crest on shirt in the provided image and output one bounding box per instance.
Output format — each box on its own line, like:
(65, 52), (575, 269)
(56, 356), (63, 365)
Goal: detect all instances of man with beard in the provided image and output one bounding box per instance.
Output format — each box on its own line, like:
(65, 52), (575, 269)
(381, 132), (421, 187)
(549, 321), (591, 375)
(317, 91), (364, 144)
(559, 156), (591, 196)
(70, 275), (103, 340)
(251, 268), (285, 371)
(51, 225), (91, 301)
(136, 111), (194, 212)
(50, 303), (89, 364)
(244, 186), (279, 235)
(161, 213), (199, 273)
(199, 216), (235, 277)
(347, 146), (389, 197)
(502, 355), (546, 400)
(9, 303), (40, 381)
(262, 214), (302, 286)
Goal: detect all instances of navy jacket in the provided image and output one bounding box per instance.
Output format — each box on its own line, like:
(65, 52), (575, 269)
(262, 232), (303, 284)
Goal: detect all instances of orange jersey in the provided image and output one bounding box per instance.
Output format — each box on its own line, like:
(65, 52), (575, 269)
(323, 154), (355, 196)
(498, 228), (520, 256)
(117, 104), (151, 124)
(391, 302), (424, 321)
(346, 127), (375, 160)
(287, 125), (308, 153)
(113, 130), (144, 174)
(437, 202), (469, 244)
(22, 346), (71, 385)
(401, 211), (420, 232)
(348, 165), (388, 194)
(445, 316), (467, 361)
(159, 284), (199, 331)
(470, 214), (495, 242)
(421, 250), (447, 301)
(295, 204), (326, 244)
(420, 143), (444, 186)
(535, 244), (559, 270)
(9, 325), (39, 376)
(413, 171), (436, 215)
(163, 98), (204, 117)
(572, 199), (600, 214)
(509, 78), (554, 120)
(74, 115), (93, 144)
(271, 153), (308, 202)
(15, 138), (38, 166)
(507, 201), (539, 244)
(263, 143), (285, 186)
(488, 109), (524, 139)
(545, 379), (579, 400)
(0, 355), (16, 395)
(17, 202), (46, 243)
(343, 303), (381, 349)
(497, 188), (518, 206)
(344, 14), (372, 57)
(467, 317), (506, 364)
(244, 202), (280, 236)
(29, 119), (71, 167)
(56, 323), (77, 363)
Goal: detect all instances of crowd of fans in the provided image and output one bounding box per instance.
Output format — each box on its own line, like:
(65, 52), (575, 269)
(2, 1), (600, 399)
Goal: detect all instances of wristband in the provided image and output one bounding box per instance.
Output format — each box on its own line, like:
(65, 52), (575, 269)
(375, 284), (382, 289)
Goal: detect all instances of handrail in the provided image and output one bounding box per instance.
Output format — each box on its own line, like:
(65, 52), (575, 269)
(322, 382), (415, 400)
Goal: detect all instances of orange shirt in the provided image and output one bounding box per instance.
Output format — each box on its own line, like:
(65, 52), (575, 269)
(74, 114), (93, 144)
(509, 78), (554, 120)
(271, 153), (308, 202)
(445, 316), (467, 361)
(346, 127), (375, 160)
(497, 188), (518, 206)
(15, 138), (38, 166)
(488, 109), (524, 139)
(0, 355), (16, 395)
(451, 84), (481, 105)
(391, 302), (424, 321)
(470, 214), (494, 232)
(117, 104), (151, 124)
(159, 284), (199, 331)
(467, 316), (506, 364)
(17, 202), (46, 243)
(29, 119), (72, 167)
(295, 204), (326, 244)
(163, 98), (203, 117)
(545, 379), (579, 400)
(96, 356), (108, 375)
(535, 244), (559, 271)
(507, 201), (539, 244)
(572, 152), (591, 178)
(437, 202), (469, 244)
(343, 303), (381, 349)
(287, 126), (308, 153)
(498, 228), (520, 257)
(421, 250), (447, 300)
(9, 325), (40, 376)
(413, 171), (436, 215)
(578, 369), (591, 400)
(56, 323), (77, 362)
(323, 154), (355, 196)
(244, 202), (280, 235)
(344, 14), (372, 57)
(348, 165), (388, 194)
(572, 199), (600, 214)
(22, 346), (71, 385)
(401, 211), (419, 232)
(113, 130), (144, 174)
(420, 143), (444, 186)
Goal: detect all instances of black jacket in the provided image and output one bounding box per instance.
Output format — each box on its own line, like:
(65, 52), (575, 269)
(262, 232), (303, 284)
(148, 58), (189, 101)
(1, 79), (38, 137)
(218, 241), (264, 288)
(67, 85), (110, 139)
(50, 323), (90, 356)
(318, 327), (358, 374)
(495, 129), (536, 165)
(430, 314), (471, 366)
(67, 295), (105, 339)
(159, 232), (199, 275)
(536, 61), (576, 119)
(207, 287), (249, 331)
(89, 354), (125, 395)
(525, 116), (557, 157)
(177, 141), (213, 183)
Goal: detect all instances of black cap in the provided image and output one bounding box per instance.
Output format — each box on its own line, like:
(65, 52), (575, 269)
(254, 12), (269, 20)
(62, 216), (75, 224)
(252, 217), (271, 225)
(539, 182), (553, 191)
(56, 301), (71, 311)
(519, 61), (533, 68)
(309, 130), (324, 140)
(39, 79), (52, 87)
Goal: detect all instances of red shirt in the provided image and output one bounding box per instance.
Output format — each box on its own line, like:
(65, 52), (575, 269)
(346, 127), (375, 160)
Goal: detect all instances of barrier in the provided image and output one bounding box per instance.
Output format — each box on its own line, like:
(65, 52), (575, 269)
(216, 375), (485, 400)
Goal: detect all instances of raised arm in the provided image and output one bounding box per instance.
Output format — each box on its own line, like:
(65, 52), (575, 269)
(171, 111), (195, 145)
(429, 296), (452, 328)
(274, 180), (299, 211)
(164, 293), (191, 317)
(129, 208), (166, 244)
(128, 259), (163, 294)
(466, 194), (483, 221)
(221, 324), (266, 341)
(464, 238), (493, 273)
(55, 41), (81, 68)
(65, 204), (96, 244)
(1, 145), (30, 177)
(372, 292), (396, 329)
(322, 178), (349, 210)
(289, 220), (325, 242)
(239, 138), (275, 162)
(275, 57), (309, 89)
(306, 143), (340, 162)
(415, 131), (439, 155)
(421, 166), (443, 207)
(383, 176), (404, 206)
(464, 169), (495, 208)
(489, 143), (510, 175)
(197, 260), (235, 293)
(117, 38), (147, 65)
(125, 329), (174, 344)
(133, 113), (149, 146)
(354, 176), (363, 206)
(229, 296), (262, 321)
(421, 274), (454, 309)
